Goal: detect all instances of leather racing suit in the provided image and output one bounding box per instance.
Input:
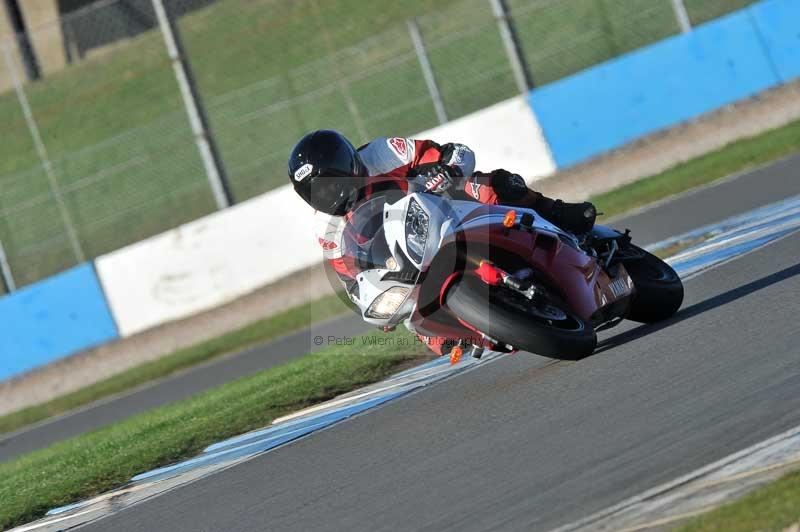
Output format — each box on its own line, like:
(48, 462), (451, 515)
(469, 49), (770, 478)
(314, 136), (588, 356)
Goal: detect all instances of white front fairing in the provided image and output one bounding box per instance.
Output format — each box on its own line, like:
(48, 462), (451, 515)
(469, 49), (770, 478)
(351, 193), (580, 328)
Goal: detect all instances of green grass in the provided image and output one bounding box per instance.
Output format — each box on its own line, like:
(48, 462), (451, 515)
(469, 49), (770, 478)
(0, 32), (793, 522)
(0, 292), (350, 437)
(679, 468), (800, 531)
(590, 117), (800, 220)
(684, 0), (759, 25)
(6, 105), (800, 438)
(0, 0), (753, 288)
(0, 329), (430, 530)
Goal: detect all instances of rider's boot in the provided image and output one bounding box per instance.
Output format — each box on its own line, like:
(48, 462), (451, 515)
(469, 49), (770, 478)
(523, 193), (596, 235)
(548, 199), (597, 235)
(484, 169), (597, 234)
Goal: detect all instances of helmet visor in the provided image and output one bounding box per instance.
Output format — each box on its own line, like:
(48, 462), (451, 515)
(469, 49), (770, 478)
(297, 174), (363, 216)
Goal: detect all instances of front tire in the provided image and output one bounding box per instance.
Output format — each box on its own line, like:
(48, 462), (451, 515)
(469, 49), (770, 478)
(623, 245), (684, 323)
(444, 274), (597, 360)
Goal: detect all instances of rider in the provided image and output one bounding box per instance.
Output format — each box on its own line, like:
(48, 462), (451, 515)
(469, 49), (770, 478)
(288, 130), (597, 354)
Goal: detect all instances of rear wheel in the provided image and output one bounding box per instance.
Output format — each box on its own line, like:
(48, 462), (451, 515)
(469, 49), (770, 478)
(622, 245), (684, 323)
(444, 274), (597, 360)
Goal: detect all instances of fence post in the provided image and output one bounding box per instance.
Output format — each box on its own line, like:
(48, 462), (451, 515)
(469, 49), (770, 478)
(407, 18), (448, 125)
(670, 0), (692, 33)
(2, 0), (41, 81)
(2, 44), (85, 264)
(0, 239), (15, 293)
(62, 16), (83, 64)
(151, 0), (235, 209)
(489, 0), (534, 93)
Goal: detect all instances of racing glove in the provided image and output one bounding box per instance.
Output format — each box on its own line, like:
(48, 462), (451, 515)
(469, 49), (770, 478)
(417, 164), (461, 195)
(488, 169), (528, 202)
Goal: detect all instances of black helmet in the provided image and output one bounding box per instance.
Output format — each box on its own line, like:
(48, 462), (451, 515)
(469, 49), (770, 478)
(288, 130), (367, 216)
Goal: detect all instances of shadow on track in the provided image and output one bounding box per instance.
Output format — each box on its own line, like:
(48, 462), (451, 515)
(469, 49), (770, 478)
(595, 262), (800, 354)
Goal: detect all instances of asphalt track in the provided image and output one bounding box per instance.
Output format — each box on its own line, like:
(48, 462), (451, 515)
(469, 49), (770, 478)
(0, 315), (367, 461)
(0, 154), (797, 465)
(81, 212), (800, 531)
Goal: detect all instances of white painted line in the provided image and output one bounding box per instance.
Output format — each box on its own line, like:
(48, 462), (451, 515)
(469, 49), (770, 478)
(614, 507), (713, 532)
(13, 195), (800, 532)
(551, 425), (800, 532)
(647, 193), (800, 253)
(605, 153), (800, 225)
(11, 507), (97, 532)
(272, 357), (477, 424)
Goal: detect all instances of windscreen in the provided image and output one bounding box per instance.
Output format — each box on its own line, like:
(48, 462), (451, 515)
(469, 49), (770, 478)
(344, 196), (394, 272)
(342, 195), (422, 324)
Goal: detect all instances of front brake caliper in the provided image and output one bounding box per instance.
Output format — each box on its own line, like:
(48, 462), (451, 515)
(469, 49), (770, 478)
(475, 260), (506, 286)
(475, 261), (536, 298)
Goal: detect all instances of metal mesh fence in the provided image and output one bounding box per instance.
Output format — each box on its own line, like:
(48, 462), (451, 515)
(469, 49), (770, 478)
(61, 0), (215, 61)
(193, 23), (439, 199)
(0, 2), (215, 288)
(684, 0), (758, 25)
(509, 0), (681, 86)
(0, 0), (758, 293)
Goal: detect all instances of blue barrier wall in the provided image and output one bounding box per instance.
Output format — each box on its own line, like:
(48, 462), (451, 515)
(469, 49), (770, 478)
(752, 0), (800, 82)
(0, 263), (119, 381)
(530, 0), (800, 168)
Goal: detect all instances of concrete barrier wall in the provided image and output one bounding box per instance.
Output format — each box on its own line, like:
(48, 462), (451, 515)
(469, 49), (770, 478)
(96, 95), (553, 337)
(94, 185), (319, 337)
(0, 263), (118, 381)
(98, 0), (799, 340)
(751, 0), (800, 82)
(4, 0), (797, 373)
(0, 91), (551, 374)
(529, 0), (799, 168)
(417, 95), (556, 182)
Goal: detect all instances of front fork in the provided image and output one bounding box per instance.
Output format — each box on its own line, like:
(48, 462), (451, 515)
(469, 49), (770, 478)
(438, 261), (535, 365)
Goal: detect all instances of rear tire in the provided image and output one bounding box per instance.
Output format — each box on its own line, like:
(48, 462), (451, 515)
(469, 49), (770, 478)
(444, 274), (597, 360)
(623, 245), (684, 323)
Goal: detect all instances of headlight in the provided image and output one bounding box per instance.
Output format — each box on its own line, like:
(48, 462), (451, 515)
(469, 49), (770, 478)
(405, 198), (429, 263)
(365, 287), (411, 319)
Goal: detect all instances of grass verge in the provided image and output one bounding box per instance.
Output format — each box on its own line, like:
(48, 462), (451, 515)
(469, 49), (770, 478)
(591, 117), (800, 220)
(6, 114), (800, 436)
(1, 0), (752, 287)
(0, 329), (429, 530)
(0, 292), (350, 436)
(2, 105), (799, 530)
(679, 468), (800, 531)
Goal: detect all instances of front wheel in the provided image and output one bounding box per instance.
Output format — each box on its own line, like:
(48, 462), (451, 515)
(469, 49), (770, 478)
(444, 274), (597, 360)
(622, 245), (684, 323)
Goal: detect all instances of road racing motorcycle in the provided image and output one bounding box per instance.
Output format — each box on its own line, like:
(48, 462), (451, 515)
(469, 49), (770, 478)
(338, 191), (684, 360)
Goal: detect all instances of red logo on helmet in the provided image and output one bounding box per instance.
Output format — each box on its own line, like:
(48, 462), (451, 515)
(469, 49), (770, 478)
(388, 137), (408, 159)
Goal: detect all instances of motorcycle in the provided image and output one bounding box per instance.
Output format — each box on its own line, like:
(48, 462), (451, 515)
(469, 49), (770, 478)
(338, 191), (684, 360)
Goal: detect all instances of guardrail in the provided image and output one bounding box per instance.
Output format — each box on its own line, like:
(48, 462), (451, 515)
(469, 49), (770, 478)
(0, 263), (118, 381)
(530, 0), (800, 168)
(1, 0), (798, 382)
(96, 95), (554, 337)
(0, 90), (551, 379)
